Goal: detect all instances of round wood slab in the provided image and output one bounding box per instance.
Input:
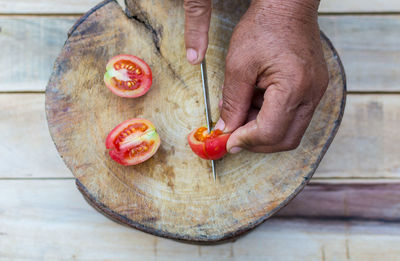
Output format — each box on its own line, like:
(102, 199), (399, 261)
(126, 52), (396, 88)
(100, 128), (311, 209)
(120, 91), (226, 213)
(46, 0), (346, 243)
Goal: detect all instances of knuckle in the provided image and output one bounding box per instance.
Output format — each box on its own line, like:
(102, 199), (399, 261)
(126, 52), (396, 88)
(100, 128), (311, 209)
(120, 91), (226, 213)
(184, 0), (210, 16)
(279, 56), (312, 90)
(266, 86), (291, 102)
(221, 93), (240, 115)
(225, 46), (252, 76)
(267, 83), (305, 111)
(291, 66), (312, 90)
(185, 27), (207, 37)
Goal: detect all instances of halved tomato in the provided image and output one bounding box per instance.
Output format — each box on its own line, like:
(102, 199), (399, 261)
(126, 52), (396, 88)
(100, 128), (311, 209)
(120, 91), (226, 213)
(106, 118), (160, 166)
(188, 127), (230, 160)
(104, 54), (152, 98)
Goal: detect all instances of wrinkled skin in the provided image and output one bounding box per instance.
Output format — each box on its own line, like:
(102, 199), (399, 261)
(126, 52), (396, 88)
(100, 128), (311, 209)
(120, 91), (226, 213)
(184, 0), (329, 154)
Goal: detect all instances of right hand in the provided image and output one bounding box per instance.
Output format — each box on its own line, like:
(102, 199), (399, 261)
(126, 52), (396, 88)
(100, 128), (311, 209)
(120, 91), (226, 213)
(183, 0), (329, 154)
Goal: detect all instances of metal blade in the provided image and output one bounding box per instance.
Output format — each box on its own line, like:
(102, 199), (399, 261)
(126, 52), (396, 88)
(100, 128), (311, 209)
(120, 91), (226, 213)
(200, 59), (217, 182)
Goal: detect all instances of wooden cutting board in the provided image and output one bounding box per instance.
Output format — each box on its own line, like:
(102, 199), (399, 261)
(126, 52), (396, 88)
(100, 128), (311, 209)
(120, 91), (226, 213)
(45, 0), (346, 243)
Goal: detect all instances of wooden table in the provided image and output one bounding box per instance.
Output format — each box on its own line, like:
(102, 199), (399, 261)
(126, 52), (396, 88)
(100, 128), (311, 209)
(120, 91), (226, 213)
(1, 0), (400, 260)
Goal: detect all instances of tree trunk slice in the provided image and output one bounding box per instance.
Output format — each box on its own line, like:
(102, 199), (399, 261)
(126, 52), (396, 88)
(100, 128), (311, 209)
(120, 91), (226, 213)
(45, 0), (346, 243)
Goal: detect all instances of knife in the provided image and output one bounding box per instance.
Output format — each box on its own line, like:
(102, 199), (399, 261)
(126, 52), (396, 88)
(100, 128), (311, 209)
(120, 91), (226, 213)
(200, 58), (217, 182)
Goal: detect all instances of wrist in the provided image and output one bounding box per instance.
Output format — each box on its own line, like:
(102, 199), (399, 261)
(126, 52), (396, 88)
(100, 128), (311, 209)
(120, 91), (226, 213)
(250, 0), (319, 25)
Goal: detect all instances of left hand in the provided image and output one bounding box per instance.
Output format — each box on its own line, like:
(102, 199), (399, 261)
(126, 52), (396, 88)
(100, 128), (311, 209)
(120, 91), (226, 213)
(183, 0), (211, 64)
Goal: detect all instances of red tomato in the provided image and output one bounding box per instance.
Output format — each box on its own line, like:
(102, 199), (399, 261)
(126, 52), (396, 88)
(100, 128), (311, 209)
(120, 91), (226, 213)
(106, 118), (160, 166)
(104, 54), (152, 98)
(187, 127), (230, 160)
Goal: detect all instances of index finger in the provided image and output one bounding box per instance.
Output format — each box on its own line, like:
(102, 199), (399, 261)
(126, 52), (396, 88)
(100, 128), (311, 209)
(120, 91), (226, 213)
(184, 0), (212, 64)
(226, 84), (302, 151)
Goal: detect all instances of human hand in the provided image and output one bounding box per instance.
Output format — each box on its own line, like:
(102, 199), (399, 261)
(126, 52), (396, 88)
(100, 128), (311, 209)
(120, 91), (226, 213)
(184, 0), (329, 154)
(183, 0), (211, 64)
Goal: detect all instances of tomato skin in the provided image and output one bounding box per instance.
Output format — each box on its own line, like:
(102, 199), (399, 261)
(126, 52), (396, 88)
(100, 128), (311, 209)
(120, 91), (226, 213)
(105, 118), (160, 166)
(109, 150), (130, 166)
(204, 133), (230, 160)
(188, 127), (231, 160)
(188, 138), (208, 159)
(104, 54), (152, 98)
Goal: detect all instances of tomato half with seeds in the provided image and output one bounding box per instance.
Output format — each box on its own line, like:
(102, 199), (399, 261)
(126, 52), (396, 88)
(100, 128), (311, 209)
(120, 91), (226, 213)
(104, 54), (152, 98)
(106, 118), (160, 166)
(188, 127), (231, 160)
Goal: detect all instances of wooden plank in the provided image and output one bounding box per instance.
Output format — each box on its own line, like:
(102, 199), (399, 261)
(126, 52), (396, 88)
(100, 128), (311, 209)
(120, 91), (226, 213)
(0, 16), (77, 92)
(315, 94), (400, 179)
(0, 0), (125, 14)
(1, 93), (399, 179)
(0, 0), (399, 14)
(0, 94), (71, 178)
(319, 15), (400, 92)
(1, 180), (400, 260)
(319, 0), (400, 13)
(0, 0), (100, 14)
(278, 182), (400, 221)
(0, 15), (399, 92)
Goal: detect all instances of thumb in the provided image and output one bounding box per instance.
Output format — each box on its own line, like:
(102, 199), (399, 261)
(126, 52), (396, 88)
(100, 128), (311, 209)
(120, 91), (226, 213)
(184, 0), (211, 65)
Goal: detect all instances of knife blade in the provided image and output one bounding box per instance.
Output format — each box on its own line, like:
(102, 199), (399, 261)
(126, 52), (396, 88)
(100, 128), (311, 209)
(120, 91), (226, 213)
(200, 58), (217, 182)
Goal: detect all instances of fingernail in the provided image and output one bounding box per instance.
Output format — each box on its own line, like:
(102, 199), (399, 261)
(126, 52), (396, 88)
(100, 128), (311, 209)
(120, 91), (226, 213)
(229, 147), (243, 154)
(214, 118), (225, 131)
(186, 48), (198, 64)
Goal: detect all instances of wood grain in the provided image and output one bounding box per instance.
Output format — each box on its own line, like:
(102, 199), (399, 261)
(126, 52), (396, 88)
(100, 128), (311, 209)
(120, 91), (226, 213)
(2, 180), (400, 260)
(319, 0), (400, 13)
(278, 181), (400, 221)
(1, 15), (399, 92)
(0, 16), (77, 92)
(319, 15), (400, 92)
(3, 93), (400, 180)
(0, 0), (101, 14)
(45, 0), (345, 242)
(0, 0), (397, 258)
(0, 94), (71, 178)
(318, 94), (400, 178)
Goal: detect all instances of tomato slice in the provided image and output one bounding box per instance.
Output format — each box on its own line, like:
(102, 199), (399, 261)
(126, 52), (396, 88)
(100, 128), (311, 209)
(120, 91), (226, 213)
(104, 54), (152, 98)
(106, 118), (160, 166)
(187, 127), (230, 160)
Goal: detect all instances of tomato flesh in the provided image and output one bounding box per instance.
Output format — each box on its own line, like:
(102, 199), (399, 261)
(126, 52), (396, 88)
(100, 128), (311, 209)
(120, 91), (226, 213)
(106, 118), (160, 166)
(104, 55), (152, 98)
(188, 127), (230, 160)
